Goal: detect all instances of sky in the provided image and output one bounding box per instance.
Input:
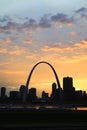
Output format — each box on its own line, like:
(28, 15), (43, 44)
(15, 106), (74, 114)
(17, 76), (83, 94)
(0, 0), (87, 97)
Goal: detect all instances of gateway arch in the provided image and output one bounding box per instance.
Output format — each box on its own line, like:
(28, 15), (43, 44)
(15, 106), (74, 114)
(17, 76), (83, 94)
(23, 61), (62, 102)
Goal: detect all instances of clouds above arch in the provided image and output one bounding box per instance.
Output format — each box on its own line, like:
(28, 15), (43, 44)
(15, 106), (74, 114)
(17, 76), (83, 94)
(0, 8), (85, 33)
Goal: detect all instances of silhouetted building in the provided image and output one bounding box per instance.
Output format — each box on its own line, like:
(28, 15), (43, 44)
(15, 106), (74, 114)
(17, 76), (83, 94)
(76, 90), (82, 97)
(52, 82), (57, 93)
(63, 77), (73, 90)
(63, 77), (75, 102)
(42, 91), (48, 101)
(0, 87), (6, 99)
(28, 88), (37, 101)
(19, 85), (26, 100)
(51, 82), (60, 102)
(75, 90), (83, 102)
(10, 91), (19, 100)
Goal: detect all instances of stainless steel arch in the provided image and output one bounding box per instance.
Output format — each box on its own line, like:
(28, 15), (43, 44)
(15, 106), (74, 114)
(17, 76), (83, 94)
(23, 61), (61, 102)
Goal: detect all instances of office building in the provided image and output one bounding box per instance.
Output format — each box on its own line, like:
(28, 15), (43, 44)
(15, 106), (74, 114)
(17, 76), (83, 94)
(63, 76), (75, 101)
(19, 85), (26, 100)
(29, 88), (37, 101)
(1, 87), (6, 99)
(10, 91), (19, 100)
(42, 91), (48, 100)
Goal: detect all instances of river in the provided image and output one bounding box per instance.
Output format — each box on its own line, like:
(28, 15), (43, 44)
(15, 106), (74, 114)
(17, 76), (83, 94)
(0, 104), (87, 110)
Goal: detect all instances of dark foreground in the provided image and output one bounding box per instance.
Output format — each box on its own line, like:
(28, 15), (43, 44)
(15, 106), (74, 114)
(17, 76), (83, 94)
(0, 108), (87, 130)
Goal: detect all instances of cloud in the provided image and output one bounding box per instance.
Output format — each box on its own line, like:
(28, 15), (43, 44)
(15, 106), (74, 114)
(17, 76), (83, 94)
(42, 40), (87, 52)
(0, 40), (26, 55)
(41, 40), (87, 63)
(70, 31), (77, 36)
(0, 8), (87, 33)
(0, 16), (11, 23)
(0, 21), (19, 33)
(51, 13), (74, 26)
(22, 18), (37, 29)
(26, 54), (38, 61)
(8, 49), (25, 55)
(23, 39), (32, 44)
(0, 38), (12, 45)
(0, 48), (25, 55)
(75, 7), (87, 18)
(42, 45), (64, 53)
(0, 12), (75, 33)
(0, 49), (7, 53)
(75, 40), (87, 49)
(5, 38), (12, 44)
(22, 39), (87, 65)
(39, 15), (52, 28)
(39, 50), (87, 64)
(23, 16), (52, 29)
(8, 44), (26, 55)
(75, 7), (87, 14)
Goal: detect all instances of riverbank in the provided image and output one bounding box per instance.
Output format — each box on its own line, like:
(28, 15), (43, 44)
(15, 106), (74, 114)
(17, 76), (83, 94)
(0, 109), (87, 129)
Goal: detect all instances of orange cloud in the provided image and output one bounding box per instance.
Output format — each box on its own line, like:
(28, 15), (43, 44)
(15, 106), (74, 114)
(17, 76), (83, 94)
(8, 50), (24, 55)
(26, 54), (38, 60)
(23, 39), (32, 44)
(42, 45), (64, 53)
(5, 38), (12, 44)
(42, 40), (87, 53)
(0, 49), (7, 53)
(41, 40), (87, 64)
(75, 40), (87, 48)
(0, 38), (12, 45)
(0, 42), (26, 55)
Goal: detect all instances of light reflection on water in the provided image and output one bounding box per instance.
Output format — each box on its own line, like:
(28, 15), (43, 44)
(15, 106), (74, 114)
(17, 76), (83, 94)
(76, 107), (87, 110)
(0, 104), (87, 110)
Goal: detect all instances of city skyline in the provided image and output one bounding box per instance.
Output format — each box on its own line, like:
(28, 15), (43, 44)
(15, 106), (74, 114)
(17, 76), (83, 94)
(0, 0), (87, 96)
(0, 76), (87, 104)
(0, 73), (86, 98)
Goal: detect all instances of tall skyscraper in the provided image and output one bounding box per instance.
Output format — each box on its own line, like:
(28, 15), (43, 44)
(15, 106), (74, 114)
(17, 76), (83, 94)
(1, 87), (6, 99)
(63, 77), (73, 91)
(52, 82), (57, 94)
(51, 82), (60, 102)
(19, 85), (26, 100)
(63, 76), (75, 101)
(28, 88), (37, 101)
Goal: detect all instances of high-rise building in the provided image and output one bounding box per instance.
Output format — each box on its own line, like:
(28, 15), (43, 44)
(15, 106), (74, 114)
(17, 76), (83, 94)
(63, 76), (75, 101)
(28, 88), (37, 101)
(10, 91), (19, 100)
(19, 85), (26, 100)
(51, 82), (60, 102)
(52, 82), (57, 94)
(63, 77), (73, 91)
(1, 87), (6, 99)
(42, 91), (48, 100)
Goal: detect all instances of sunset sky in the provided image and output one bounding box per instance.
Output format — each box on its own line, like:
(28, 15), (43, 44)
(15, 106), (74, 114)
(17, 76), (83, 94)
(0, 0), (87, 97)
